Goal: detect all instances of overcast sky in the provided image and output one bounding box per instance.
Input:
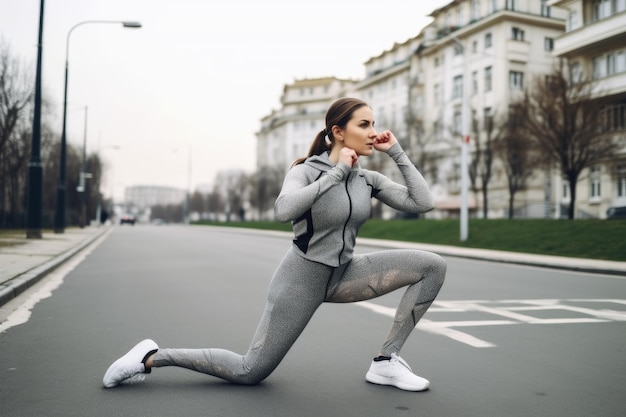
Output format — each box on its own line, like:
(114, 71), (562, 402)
(1, 0), (447, 200)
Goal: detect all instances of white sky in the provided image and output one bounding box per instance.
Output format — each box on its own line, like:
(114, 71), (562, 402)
(1, 0), (448, 200)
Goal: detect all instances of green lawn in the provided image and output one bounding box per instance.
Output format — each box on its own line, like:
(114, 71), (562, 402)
(195, 219), (626, 262)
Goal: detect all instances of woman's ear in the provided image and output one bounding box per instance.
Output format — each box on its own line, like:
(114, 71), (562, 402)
(331, 125), (343, 141)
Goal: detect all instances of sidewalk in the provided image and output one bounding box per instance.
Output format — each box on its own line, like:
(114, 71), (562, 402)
(0, 226), (109, 307)
(1, 226), (624, 308)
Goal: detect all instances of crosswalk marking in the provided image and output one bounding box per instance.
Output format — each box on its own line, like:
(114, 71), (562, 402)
(356, 299), (626, 348)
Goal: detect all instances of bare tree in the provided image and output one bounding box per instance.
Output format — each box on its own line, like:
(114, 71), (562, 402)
(249, 166), (283, 220)
(211, 169), (247, 222)
(517, 61), (621, 219)
(468, 107), (502, 218)
(495, 104), (541, 218)
(207, 186), (225, 221)
(0, 41), (33, 227)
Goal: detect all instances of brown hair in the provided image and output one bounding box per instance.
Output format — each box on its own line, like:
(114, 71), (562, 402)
(292, 97), (369, 166)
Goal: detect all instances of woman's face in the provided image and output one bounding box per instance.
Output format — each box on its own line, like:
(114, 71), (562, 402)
(336, 106), (377, 156)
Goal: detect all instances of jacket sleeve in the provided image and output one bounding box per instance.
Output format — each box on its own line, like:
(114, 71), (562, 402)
(275, 162), (352, 223)
(367, 143), (434, 213)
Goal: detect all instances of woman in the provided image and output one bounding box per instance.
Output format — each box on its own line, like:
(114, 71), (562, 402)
(103, 98), (446, 392)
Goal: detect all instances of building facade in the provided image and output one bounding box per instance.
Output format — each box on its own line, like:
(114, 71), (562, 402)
(256, 77), (358, 176)
(256, 0), (625, 219)
(550, 0), (626, 218)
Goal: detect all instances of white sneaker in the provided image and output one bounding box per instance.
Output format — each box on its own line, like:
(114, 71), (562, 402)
(103, 339), (159, 388)
(365, 353), (430, 391)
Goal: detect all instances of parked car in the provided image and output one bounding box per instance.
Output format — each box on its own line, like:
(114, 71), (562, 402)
(606, 206), (626, 219)
(120, 214), (136, 225)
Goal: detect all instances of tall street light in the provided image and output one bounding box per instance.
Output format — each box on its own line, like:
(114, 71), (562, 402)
(54, 20), (141, 233)
(26, 0), (45, 239)
(451, 36), (470, 242)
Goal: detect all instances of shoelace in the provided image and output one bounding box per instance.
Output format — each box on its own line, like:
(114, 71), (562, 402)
(390, 353), (413, 372)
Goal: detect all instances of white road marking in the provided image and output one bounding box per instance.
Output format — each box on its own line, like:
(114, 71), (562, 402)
(355, 298), (626, 348)
(0, 232), (108, 334)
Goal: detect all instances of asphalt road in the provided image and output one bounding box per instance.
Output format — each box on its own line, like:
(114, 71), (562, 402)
(1, 225), (625, 417)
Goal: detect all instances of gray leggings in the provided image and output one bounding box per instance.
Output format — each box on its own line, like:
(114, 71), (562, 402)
(152, 248), (446, 385)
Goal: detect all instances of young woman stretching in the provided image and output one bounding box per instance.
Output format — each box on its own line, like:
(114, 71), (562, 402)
(103, 97), (447, 391)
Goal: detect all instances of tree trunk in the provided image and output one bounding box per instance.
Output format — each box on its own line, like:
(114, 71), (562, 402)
(567, 176), (577, 219)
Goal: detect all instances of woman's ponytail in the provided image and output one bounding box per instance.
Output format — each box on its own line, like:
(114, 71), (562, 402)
(291, 128), (331, 167)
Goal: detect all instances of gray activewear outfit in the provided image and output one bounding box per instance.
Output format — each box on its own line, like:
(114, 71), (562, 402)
(152, 143), (447, 385)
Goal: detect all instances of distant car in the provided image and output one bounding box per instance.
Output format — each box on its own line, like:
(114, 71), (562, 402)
(606, 206), (626, 219)
(120, 214), (136, 225)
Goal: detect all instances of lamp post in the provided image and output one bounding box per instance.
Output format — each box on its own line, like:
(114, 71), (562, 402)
(25, 0), (45, 239)
(77, 106), (92, 228)
(451, 36), (470, 242)
(54, 20), (141, 233)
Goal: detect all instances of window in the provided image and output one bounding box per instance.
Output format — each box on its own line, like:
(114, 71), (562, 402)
(484, 66), (493, 92)
(570, 62), (582, 84)
(453, 109), (462, 134)
(484, 107), (493, 131)
(488, 0), (496, 13)
(590, 166), (602, 199)
(512, 27), (525, 41)
(544, 37), (554, 52)
(616, 51), (626, 73)
(471, 0), (479, 20)
(472, 40), (478, 53)
(593, 56), (606, 79)
(434, 83), (441, 105)
(606, 51), (626, 75)
(617, 165), (626, 197)
(567, 10), (580, 31)
(562, 179), (570, 200)
(617, 0), (626, 13)
(472, 71), (478, 95)
(433, 120), (443, 138)
(593, 0), (611, 21)
(453, 75), (463, 99)
(510, 71), (524, 89)
(506, 0), (518, 10)
(485, 33), (492, 48)
(604, 103), (626, 131)
(541, 0), (551, 17)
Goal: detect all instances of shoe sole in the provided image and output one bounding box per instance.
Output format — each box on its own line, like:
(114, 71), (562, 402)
(366, 371), (430, 392)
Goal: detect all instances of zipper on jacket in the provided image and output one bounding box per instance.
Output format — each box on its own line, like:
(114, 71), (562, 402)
(338, 172), (352, 264)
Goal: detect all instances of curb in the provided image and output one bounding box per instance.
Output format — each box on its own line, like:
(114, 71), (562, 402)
(201, 227), (626, 276)
(0, 228), (109, 307)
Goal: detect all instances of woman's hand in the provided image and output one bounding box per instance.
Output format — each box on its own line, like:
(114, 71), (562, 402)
(339, 147), (359, 167)
(374, 130), (398, 152)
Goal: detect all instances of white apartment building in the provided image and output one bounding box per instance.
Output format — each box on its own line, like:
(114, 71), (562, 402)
(256, 77), (358, 176)
(124, 185), (186, 208)
(413, 0), (566, 217)
(256, 0), (624, 219)
(550, 0), (626, 218)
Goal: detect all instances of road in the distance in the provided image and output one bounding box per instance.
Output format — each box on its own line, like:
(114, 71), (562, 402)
(0, 225), (624, 417)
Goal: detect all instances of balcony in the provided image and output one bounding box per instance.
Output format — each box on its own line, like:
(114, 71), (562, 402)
(554, 12), (626, 56)
(592, 72), (626, 97)
(506, 39), (530, 62)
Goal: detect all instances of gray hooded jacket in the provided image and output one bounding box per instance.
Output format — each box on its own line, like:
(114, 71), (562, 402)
(274, 143), (434, 267)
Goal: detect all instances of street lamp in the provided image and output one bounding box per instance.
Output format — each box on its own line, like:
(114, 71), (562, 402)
(54, 20), (141, 233)
(26, 0), (45, 239)
(451, 36), (470, 242)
